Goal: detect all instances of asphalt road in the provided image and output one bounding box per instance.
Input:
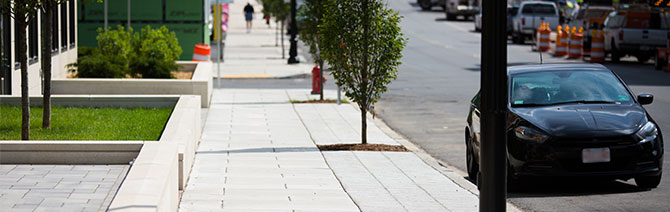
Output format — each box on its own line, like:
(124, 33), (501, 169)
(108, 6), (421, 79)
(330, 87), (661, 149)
(371, 0), (670, 211)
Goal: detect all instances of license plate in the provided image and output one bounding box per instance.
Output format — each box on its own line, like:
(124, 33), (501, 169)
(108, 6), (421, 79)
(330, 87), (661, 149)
(582, 148), (610, 163)
(641, 46), (650, 51)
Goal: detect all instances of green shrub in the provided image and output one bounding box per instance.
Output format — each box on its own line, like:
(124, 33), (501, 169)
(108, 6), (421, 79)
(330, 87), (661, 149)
(129, 26), (182, 78)
(74, 54), (128, 78)
(69, 25), (182, 79)
(129, 57), (177, 79)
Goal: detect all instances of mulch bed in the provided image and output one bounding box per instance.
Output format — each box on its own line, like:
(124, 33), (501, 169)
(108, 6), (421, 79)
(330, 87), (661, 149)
(292, 99), (340, 104)
(318, 144), (409, 152)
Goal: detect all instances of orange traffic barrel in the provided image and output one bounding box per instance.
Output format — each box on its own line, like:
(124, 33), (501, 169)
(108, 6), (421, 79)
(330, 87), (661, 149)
(590, 30), (605, 63)
(568, 27), (583, 59)
(192, 44), (211, 62)
(554, 25), (568, 57)
(537, 22), (552, 52)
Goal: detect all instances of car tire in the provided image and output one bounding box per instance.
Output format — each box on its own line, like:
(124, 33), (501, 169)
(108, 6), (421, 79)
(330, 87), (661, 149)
(474, 24), (480, 32)
(635, 173), (662, 189)
(611, 41), (621, 63)
(419, 0), (432, 11)
(466, 134), (479, 182)
(446, 12), (456, 21)
(655, 55), (662, 70)
(513, 32), (524, 44)
(636, 54), (651, 64)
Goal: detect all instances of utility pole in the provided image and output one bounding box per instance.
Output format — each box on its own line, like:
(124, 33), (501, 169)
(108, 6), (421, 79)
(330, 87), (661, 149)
(479, 0), (508, 211)
(104, 0), (108, 31)
(287, 0), (299, 64)
(217, 0), (222, 87)
(127, 0), (131, 31)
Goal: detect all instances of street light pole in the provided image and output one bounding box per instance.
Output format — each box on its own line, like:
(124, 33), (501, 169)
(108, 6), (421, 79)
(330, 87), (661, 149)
(479, 0), (508, 211)
(287, 0), (299, 64)
(104, 0), (108, 31)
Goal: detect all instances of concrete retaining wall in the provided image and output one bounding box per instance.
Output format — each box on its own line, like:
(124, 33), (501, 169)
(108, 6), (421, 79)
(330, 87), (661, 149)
(52, 61), (212, 108)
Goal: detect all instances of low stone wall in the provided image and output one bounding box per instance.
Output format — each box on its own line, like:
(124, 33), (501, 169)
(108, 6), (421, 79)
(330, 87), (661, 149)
(0, 95), (201, 212)
(52, 61), (212, 108)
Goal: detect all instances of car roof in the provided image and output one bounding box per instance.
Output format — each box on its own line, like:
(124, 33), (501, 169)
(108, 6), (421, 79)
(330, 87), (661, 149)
(520, 1), (557, 6)
(508, 63), (609, 75)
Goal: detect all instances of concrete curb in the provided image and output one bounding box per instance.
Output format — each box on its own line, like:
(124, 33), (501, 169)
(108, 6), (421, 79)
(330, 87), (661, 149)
(218, 72), (310, 79)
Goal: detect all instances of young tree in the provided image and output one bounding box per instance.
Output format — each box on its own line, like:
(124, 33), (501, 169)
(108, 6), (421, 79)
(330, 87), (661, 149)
(40, 0), (70, 129)
(320, 0), (406, 144)
(262, 0), (289, 58)
(1, 0), (41, 140)
(298, 0), (325, 100)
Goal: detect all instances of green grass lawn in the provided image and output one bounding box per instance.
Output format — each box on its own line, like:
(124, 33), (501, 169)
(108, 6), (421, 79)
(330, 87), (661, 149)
(0, 106), (173, 140)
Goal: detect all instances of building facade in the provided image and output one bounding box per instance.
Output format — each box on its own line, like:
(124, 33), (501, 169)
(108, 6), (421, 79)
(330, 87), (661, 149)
(0, 0), (78, 96)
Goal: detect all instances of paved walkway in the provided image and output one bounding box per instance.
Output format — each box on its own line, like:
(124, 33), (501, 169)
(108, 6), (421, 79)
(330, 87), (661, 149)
(180, 88), (488, 211)
(179, 89), (358, 211)
(0, 165), (128, 212)
(211, 0), (312, 79)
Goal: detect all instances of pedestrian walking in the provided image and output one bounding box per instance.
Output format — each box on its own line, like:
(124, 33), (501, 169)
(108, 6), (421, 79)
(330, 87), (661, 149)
(244, 3), (254, 33)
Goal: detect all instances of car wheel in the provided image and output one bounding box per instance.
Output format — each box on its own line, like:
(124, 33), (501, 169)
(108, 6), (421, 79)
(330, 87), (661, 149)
(636, 54), (651, 64)
(474, 24), (480, 32)
(466, 136), (479, 182)
(419, 0), (431, 11)
(655, 55), (662, 70)
(611, 41), (621, 63)
(513, 32), (524, 44)
(635, 173), (662, 189)
(446, 12), (456, 20)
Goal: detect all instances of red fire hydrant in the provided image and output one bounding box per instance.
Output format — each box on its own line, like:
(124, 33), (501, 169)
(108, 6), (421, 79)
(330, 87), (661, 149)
(311, 66), (326, 94)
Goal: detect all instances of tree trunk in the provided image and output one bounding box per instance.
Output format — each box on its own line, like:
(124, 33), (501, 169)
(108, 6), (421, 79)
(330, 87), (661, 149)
(16, 2), (30, 140)
(275, 20), (279, 47)
(281, 20), (285, 59)
(360, 0), (370, 144)
(361, 107), (367, 144)
(319, 61), (324, 101)
(42, 2), (53, 129)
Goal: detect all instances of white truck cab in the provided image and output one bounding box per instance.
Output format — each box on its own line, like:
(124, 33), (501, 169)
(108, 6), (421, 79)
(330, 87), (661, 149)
(512, 1), (560, 44)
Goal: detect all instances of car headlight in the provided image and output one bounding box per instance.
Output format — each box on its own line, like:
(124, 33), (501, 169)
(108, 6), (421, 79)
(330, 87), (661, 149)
(635, 121), (658, 143)
(515, 126), (549, 144)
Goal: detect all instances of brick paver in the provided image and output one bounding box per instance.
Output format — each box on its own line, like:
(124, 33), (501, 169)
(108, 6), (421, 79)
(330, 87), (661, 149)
(0, 165), (129, 212)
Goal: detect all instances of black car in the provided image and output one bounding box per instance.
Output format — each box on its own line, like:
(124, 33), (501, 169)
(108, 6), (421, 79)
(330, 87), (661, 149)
(465, 64), (663, 189)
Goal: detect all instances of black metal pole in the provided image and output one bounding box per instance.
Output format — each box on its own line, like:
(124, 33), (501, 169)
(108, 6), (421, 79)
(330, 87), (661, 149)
(480, 0), (508, 211)
(288, 0), (299, 64)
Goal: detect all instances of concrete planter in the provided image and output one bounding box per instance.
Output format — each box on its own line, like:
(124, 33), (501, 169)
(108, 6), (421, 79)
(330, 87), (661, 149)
(52, 61), (213, 108)
(0, 95), (201, 212)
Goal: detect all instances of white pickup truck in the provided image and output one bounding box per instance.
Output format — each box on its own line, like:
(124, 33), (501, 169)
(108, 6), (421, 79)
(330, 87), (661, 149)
(603, 10), (669, 63)
(511, 1), (560, 44)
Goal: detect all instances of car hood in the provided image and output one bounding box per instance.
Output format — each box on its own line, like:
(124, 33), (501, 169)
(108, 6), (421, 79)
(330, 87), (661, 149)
(511, 104), (646, 137)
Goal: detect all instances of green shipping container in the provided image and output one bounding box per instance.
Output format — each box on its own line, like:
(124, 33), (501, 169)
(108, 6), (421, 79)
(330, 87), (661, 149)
(166, 0), (204, 21)
(78, 0), (207, 60)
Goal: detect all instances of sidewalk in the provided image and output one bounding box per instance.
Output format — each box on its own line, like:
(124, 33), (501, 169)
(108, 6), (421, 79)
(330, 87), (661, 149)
(179, 88), (494, 211)
(212, 0), (312, 79)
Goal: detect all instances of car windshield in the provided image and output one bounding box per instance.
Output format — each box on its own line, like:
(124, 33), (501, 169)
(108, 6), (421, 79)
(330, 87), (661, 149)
(521, 4), (556, 15)
(510, 70), (633, 107)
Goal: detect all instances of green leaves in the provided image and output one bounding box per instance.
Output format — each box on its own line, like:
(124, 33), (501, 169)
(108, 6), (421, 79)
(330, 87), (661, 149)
(262, 0), (290, 21)
(298, 0), (324, 64)
(72, 25), (182, 78)
(319, 0), (406, 110)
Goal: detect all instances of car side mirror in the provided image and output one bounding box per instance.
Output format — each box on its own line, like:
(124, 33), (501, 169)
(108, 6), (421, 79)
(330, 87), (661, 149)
(638, 94), (654, 105)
